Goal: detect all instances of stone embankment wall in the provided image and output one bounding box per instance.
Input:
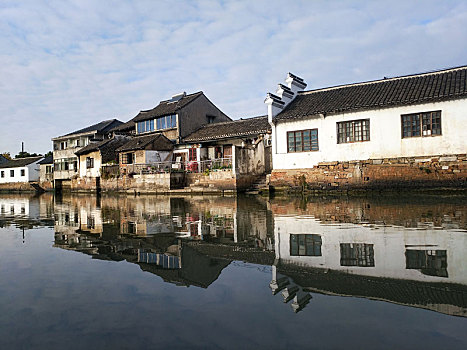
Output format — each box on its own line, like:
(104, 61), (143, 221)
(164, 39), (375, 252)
(71, 173), (181, 193)
(269, 154), (467, 192)
(186, 170), (258, 191)
(0, 181), (53, 192)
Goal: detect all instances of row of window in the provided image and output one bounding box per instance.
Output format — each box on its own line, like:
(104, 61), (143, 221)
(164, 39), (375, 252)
(137, 114), (177, 134)
(0, 169), (26, 178)
(287, 111), (442, 153)
(54, 158), (78, 171)
(53, 137), (91, 150)
(290, 234), (447, 275)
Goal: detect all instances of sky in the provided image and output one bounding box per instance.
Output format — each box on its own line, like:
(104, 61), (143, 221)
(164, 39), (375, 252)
(1, 0), (466, 155)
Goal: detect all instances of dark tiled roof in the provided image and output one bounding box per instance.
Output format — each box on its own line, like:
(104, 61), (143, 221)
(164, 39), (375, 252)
(110, 120), (135, 133)
(0, 156), (43, 169)
(116, 133), (174, 152)
(133, 92), (203, 122)
(38, 155), (53, 165)
(75, 137), (131, 163)
(0, 155), (9, 164)
(62, 119), (123, 137)
(183, 116), (270, 142)
(275, 66), (467, 121)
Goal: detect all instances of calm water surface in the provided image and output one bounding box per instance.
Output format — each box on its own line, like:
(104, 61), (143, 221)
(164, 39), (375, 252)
(0, 193), (466, 349)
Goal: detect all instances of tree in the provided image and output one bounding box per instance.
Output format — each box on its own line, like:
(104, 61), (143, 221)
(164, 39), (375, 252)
(14, 151), (41, 159)
(1, 152), (12, 160)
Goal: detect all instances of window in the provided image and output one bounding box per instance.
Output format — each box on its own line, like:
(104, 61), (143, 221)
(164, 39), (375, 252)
(10, 170), (14, 177)
(46, 165), (53, 174)
(156, 114), (176, 130)
(188, 148), (197, 161)
(122, 153), (134, 164)
(1, 171), (4, 178)
(290, 234), (322, 256)
(86, 157), (94, 169)
(287, 129), (318, 152)
(20, 169), (25, 176)
(60, 141), (67, 150)
(402, 111), (441, 138)
(406, 250), (448, 277)
(340, 243), (374, 267)
(138, 119), (155, 134)
(337, 119), (370, 143)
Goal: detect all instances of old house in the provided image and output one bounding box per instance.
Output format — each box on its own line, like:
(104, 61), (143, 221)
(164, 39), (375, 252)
(75, 136), (130, 179)
(52, 119), (123, 189)
(116, 133), (174, 174)
(181, 116), (272, 190)
(265, 67), (467, 190)
(123, 91), (231, 141)
(0, 156), (43, 185)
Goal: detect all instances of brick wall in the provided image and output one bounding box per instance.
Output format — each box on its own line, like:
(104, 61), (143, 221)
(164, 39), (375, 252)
(269, 154), (467, 191)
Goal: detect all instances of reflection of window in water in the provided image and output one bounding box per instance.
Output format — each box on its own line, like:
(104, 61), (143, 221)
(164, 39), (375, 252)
(10, 206), (14, 213)
(1, 205), (4, 213)
(405, 250), (448, 277)
(20, 205), (25, 214)
(340, 243), (375, 267)
(127, 222), (137, 234)
(290, 234), (322, 256)
(74, 213), (79, 224)
(87, 216), (95, 229)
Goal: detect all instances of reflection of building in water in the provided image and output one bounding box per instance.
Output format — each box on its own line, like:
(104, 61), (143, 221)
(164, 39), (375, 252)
(0, 194), (53, 230)
(270, 210), (467, 316)
(51, 194), (273, 287)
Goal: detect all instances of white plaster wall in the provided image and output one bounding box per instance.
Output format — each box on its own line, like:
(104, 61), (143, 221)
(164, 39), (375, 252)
(273, 99), (467, 169)
(274, 215), (467, 284)
(79, 156), (102, 178)
(0, 162), (40, 183)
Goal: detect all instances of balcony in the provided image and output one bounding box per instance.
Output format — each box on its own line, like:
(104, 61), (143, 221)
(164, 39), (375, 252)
(122, 157), (233, 175)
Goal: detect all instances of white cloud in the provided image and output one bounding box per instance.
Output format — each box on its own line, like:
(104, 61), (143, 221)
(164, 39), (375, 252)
(0, 0), (466, 154)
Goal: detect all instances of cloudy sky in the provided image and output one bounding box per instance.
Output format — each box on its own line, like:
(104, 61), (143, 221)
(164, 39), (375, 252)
(1, 0), (466, 154)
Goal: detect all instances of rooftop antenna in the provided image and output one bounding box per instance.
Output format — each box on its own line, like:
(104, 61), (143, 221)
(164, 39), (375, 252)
(21, 142), (24, 153)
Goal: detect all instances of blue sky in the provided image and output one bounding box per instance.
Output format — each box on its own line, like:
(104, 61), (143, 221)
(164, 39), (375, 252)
(1, 0), (466, 154)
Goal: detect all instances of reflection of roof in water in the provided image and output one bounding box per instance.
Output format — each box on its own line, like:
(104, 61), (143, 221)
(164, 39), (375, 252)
(277, 262), (467, 317)
(139, 244), (231, 288)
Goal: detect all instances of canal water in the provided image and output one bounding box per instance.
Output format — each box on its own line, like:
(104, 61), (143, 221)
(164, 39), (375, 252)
(0, 193), (466, 349)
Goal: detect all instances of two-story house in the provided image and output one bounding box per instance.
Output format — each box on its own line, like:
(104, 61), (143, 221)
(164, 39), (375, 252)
(116, 91), (230, 172)
(52, 119), (122, 189)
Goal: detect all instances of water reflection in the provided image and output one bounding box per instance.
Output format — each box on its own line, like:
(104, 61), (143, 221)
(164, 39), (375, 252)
(1, 193), (466, 317)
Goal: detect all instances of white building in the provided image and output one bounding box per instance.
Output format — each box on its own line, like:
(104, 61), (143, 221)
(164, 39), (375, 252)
(265, 67), (467, 171)
(0, 156), (43, 184)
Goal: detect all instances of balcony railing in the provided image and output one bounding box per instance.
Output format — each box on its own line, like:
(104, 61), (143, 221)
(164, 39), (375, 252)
(122, 157), (232, 175)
